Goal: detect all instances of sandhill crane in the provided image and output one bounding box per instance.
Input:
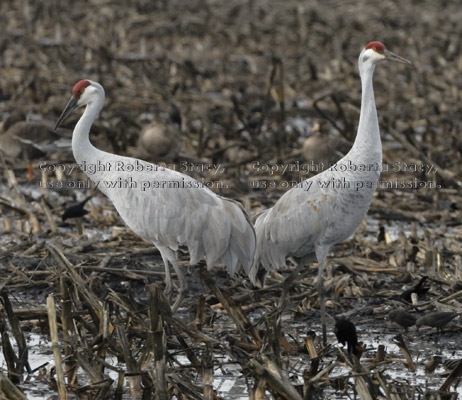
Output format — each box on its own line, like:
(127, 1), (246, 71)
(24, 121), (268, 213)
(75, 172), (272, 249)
(54, 80), (256, 311)
(251, 42), (411, 344)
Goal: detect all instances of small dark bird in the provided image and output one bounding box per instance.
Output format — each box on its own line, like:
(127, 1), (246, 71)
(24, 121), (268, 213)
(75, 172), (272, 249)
(62, 196), (92, 222)
(389, 309), (417, 330)
(400, 276), (430, 302)
(416, 312), (460, 332)
(425, 356), (442, 374)
(334, 318), (359, 356)
(168, 103), (182, 128)
(377, 226), (386, 243)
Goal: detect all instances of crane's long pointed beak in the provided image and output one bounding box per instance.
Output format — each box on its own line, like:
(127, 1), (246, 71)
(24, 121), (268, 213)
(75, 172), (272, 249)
(53, 96), (78, 132)
(385, 49), (411, 65)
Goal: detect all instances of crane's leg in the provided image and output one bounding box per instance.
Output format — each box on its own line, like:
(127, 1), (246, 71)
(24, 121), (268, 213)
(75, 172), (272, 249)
(159, 248), (187, 312)
(316, 246), (329, 346)
(170, 255), (187, 313)
(160, 252), (174, 301)
(318, 259), (327, 346)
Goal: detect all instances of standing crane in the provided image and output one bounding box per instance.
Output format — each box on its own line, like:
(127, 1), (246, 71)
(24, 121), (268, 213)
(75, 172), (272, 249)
(53, 80), (256, 311)
(251, 42), (411, 344)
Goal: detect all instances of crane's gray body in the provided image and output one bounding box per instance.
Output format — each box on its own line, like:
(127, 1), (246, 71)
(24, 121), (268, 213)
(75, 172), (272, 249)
(253, 154), (381, 274)
(94, 155), (255, 275)
(69, 82), (255, 285)
(251, 49), (383, 281)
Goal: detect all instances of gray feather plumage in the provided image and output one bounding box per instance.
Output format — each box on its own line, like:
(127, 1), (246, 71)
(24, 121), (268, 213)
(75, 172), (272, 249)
(252, 160), (380, 281)
(90, 153), (256, 276)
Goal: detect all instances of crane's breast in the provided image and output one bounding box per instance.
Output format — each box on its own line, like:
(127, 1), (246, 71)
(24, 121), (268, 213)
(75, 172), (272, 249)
(320, 180), (376, 246)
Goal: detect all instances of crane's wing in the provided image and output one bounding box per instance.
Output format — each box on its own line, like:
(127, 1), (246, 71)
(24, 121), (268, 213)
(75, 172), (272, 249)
(253, 184), (326, 271)
(219, 196), (256, 276)
(92, 154), (255, 277)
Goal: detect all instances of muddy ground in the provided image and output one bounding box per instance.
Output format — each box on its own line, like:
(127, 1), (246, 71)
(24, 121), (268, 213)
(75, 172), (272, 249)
(0, 0), (461, 399)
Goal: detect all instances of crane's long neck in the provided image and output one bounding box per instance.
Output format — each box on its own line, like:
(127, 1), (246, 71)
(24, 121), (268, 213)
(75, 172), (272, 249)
(348, 62), (382, 163)
(72, 98), (107, 178)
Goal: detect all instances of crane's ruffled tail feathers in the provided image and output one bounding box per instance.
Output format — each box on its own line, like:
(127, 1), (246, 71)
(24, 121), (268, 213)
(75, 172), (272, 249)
(221, 250), (239, 276)
(248, 254), (260, 286)
(187, 239), (203, 266)
(250, 208), (292, 285)
(249, 242), (282, 286)
(248, 210), (266, 285)
(220, 198), (256, 281)
(248, 208), (274, 285)
(201, 208), (232, 269)
(178, 200), (212, 265)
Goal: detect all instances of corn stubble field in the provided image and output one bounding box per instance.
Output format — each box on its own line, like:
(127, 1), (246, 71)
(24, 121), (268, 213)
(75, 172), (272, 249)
(0, 0), (461, 399)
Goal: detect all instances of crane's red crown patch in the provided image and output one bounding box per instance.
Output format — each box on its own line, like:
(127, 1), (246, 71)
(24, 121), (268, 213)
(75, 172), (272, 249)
(365, 41), (385, 54)
(72, 80), (91, 97)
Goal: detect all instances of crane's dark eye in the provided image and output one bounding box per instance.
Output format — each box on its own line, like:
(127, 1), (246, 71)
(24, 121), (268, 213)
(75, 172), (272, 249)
(80, 88), (85, 94)
(372, 46), (377, 51)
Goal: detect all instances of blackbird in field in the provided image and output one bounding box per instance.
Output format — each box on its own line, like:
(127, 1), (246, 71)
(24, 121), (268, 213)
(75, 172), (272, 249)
(424, 356), (442, 374)
(416, 312), (460, 332)
(377, 226), (386, 243)
(400, 276), (430, 302)
(389, 309), (417, 330)
(334, 318), (359, 356)
(62, 196), (92, 222)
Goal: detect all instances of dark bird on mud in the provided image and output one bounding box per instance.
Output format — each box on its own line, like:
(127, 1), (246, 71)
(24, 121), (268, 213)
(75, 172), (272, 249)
(334, 318), (359, 356)
(62, 196), (92, 222)
(251, 42), (411, 344)
(389, 309), (417, 330)
(425, 356), (442, 374)
(53, 80), (256, 312)
(400, 276), (430, 302)
(416, 312), (460, 332)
